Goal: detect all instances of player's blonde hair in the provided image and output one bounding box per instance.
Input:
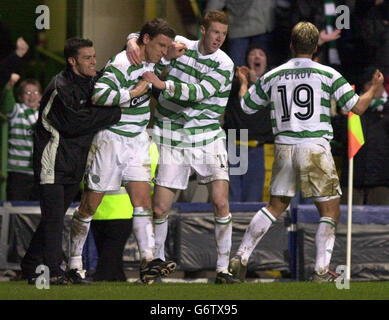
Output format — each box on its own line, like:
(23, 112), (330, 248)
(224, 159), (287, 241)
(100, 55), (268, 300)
(291, 22), (319, 55)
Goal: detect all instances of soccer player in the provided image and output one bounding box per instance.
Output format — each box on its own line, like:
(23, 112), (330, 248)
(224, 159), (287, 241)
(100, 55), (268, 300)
(67, 18), (184, 284)
(229, 21), (384, 282)
(127, 10), (238, 284)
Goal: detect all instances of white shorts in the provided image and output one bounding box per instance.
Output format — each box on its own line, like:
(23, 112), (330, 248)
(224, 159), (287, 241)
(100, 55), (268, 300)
(270, 138), (341, 201)
(85, 130), (151, 191)
(154, 138), (229, 190)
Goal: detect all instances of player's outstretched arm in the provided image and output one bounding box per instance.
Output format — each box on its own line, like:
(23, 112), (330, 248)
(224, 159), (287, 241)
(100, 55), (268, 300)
(351, 70), (384, 115)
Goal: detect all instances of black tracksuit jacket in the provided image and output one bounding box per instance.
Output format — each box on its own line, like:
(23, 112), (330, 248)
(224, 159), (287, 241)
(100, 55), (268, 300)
(33, 67), (121, 185)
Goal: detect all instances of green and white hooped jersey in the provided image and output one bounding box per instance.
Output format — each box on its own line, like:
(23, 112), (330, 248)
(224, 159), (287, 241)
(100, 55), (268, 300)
(155, 35), (234, 148)
(7, 103), (38, 174)
(242, 58), (360, 144)
(92, 50), (158, 137)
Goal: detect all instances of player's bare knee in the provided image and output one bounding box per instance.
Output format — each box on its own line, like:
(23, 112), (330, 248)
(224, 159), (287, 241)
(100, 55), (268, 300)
(316, 197), (341, 221)
(267, 196), (290, 218)
(79, 200), (96, 218)
(153, 203), (170, 219)
(212, 199), (229, 217)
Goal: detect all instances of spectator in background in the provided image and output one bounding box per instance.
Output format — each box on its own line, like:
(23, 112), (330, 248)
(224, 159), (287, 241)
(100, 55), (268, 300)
(0, 76), (41, 200)
(338, 66), (389, 205)
(0, 37), (29, 92)
(354, 0), (389, 92)
(205, 0), (276, 66)
(223, 44), (273, 202)
(0, 19), (15, 61)
(290, 0), (356, 81)
(273, 0), (294, 65)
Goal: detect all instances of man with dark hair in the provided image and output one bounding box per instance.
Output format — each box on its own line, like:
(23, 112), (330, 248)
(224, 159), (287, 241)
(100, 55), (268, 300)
(137, 18), (176, 46)
(63, 38), (93, 64)
(67, 18), (184, 284)
(20, 37), (123, 285)
(229, 21), (384, 283)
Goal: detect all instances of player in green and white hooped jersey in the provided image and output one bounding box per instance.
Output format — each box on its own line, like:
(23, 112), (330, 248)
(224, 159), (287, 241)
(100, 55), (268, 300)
(127, 11), (239, 284)
(229, 22), (384, 283)
(68, 19), (181, 284)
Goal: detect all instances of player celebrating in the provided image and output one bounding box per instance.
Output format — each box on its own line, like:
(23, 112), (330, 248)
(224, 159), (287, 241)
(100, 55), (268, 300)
(127, 11), (238, 284)
(230, 21), (384, 282)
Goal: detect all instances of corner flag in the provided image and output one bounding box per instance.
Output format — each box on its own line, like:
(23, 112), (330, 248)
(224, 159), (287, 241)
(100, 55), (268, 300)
(348, 112), (365, 159)
(346, 85), (365, 281)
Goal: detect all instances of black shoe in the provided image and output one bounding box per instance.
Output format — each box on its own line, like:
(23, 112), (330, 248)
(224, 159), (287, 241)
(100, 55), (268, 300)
(310, 270), (339, 283)
(215, 272), (241, 284)
(140, 258), (177, 283)
(228, 255), (247, 282)
(27, 274), (68, 285)
(49, 275), (68, 285)
(65, 269), (90, 285)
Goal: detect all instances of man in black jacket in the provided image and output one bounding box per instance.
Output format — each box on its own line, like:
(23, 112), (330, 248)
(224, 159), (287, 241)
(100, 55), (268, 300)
(20, 38), (124, 285)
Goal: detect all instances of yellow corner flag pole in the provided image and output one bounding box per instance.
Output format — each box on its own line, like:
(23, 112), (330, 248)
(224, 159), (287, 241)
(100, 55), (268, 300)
(346, 106), (365, 281)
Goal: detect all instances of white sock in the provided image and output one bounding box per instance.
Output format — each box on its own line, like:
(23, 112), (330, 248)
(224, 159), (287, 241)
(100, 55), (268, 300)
(69, 256), (83, 271)
(133, 207), (155, 261)
(315, 217), (336, 275)
(237, 207), (276, 266)
(154, 215), (168, 261)
(215, 213), (232, 273)
(69, 209), (92, 270)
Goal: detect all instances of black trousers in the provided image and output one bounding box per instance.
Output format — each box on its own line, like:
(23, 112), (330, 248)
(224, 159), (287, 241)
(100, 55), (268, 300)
(91, 219), (132, 282)
(7, 172), (40, 201)
(21, 183), (80, 278)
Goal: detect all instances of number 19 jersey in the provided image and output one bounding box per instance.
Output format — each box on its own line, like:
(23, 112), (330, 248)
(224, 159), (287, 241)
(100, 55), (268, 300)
(241, 57), (359, 144)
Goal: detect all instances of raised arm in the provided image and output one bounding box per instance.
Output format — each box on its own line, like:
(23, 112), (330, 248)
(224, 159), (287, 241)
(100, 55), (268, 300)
(126, 33), (142, 66)
(0, 73), (19, 115)
(0, 37), (29, 89)
(351, 70), (384, 115)
(240, 74), (269, 115)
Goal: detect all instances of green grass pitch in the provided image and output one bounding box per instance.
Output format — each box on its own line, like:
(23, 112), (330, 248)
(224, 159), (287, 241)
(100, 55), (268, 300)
(1, 281), (389, 300)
